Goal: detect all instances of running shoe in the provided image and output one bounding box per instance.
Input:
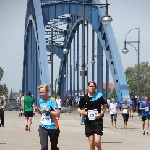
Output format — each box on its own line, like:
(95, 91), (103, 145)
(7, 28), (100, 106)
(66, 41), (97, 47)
(114, 126), (117, 129)
(146, 132), (149, 135)
(25, 125), (28, 131)
(28, 128), (31, 132)
(143, 131), (145, 135)
(81, 122), (85, 125)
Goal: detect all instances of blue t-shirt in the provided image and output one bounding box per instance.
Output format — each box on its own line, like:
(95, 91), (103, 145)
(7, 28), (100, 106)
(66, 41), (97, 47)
(39, 98), (59, 129)
(140, 101), (150, 116)
(118, 100), (123, 108)
(128, 100), (134, 107)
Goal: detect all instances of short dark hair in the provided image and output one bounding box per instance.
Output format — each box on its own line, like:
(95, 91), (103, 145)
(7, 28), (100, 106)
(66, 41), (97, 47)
(26, 91), (31, 96)
(87, 81), (97, 87)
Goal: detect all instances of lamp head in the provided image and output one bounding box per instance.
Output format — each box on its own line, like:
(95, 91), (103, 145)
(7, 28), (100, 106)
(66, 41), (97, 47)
(64, 74), (67, 78)
(101, 15), (113, 25)
(63, 48), (69, 54)
(122, 48), (129, 54)
(48, 60), (51, 64)
(91, 60), (95, 64)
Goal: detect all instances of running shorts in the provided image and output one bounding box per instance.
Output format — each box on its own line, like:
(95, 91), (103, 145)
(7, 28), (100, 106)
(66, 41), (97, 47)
(24, 111), (33, 118)
(85, 119), (103, 137)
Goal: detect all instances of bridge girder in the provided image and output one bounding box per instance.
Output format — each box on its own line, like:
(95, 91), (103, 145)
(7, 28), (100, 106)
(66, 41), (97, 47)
(23, 0), (129, 102)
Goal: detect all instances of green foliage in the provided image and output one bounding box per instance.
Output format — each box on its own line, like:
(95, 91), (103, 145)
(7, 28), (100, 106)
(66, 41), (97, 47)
(103, 88), (116, 98)
(0, 67), (4, 81)
(0, 66), (8, 94)
(125, 61), (150, 97)
(110, 88), (116, 98)
(0, 83), (8, 94)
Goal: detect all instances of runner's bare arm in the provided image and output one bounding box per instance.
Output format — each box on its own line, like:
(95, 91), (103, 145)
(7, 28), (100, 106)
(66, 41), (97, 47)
(3, 99), (6, 110)
(50, 108), (60, 117)
(32, 103), (36, 111)
(77, 108), (88, 115)
(34, 107), (42, 116)
(101, 104), (107, 114)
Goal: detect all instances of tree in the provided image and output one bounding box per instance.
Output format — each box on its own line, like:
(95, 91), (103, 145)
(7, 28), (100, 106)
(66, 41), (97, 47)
(125, 61), (150, 97)
(110, 88), (116, 98)
(0, 83), (8, 94)
(0, 67), (4, 81)
(103, 88), (115, 98)
(0, 66), (8, 93)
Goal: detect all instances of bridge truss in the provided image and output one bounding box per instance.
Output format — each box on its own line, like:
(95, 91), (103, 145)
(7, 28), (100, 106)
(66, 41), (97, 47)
(23, 0), (129, 102)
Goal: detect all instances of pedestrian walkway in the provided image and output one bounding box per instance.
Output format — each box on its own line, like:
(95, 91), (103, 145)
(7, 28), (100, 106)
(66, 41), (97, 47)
(0, 108), (149, 150)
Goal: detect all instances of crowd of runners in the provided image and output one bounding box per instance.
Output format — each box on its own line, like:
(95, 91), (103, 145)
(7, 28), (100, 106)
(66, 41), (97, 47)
(107, 96), (150, 135)
(0, 81), (150, 150)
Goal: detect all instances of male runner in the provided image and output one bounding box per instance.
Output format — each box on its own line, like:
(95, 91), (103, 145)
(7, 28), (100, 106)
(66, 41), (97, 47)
(139, 96), (150, 135)
(0, 89), (6, 127)
(128, 97), (134, 118)
(22, 91), (35, 132)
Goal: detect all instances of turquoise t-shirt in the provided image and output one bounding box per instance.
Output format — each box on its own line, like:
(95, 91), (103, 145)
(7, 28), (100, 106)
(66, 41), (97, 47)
(39, 98), (59, 129)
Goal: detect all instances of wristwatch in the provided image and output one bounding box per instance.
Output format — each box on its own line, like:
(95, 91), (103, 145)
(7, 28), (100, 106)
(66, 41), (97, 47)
(49, 109), (51, 114)
(46, 110), (51, 116)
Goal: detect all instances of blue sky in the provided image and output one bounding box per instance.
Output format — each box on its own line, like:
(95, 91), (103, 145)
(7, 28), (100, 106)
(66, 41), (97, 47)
(0, 0), (150, 93)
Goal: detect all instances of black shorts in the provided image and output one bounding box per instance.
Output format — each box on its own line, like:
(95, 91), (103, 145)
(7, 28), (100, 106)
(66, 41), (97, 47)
(142, 115), (150, 121)
(24, 111), (33, 118)
(85, 119), (103, 137)
(69, 103), (72, 107)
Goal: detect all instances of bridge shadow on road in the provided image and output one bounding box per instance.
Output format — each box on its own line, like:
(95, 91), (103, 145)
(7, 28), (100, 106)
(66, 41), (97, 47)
(117, 127), (140, 129)
(60, 107), (77, 113)
(102, 142), (122, 143)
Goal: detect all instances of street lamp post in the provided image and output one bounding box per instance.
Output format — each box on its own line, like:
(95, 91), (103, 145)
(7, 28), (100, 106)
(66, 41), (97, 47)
(55, 78), (58, 99)
(51, 28), (54, 96)
(82, 0), (112, 94)
(122, 28), (140, 100)
(82, 0), (86, 95)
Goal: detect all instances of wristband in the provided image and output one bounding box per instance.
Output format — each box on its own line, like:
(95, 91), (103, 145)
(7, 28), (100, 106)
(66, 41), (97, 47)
(49, 109), (51, 114)
(45, 110), (50, 116)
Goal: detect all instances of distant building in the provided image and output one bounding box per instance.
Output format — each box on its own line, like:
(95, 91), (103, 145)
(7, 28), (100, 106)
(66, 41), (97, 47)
(103, 83), (114, 91)
(9, 92), (21, 99)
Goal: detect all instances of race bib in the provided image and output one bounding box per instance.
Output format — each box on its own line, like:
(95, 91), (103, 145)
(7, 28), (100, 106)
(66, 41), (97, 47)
(88, 110), (98, 120)
(40, 115), (51, 125)
(145, 107), (149, 112)
(123, 109), (128, 114)
(111, 108), (117, 114)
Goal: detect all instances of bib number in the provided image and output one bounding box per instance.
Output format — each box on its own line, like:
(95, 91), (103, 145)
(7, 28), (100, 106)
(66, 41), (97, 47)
(40, 115), (51, 125)
(88, 110), (98, 120)
(123, 109), (128, 114)
(145, 107), (149, 112)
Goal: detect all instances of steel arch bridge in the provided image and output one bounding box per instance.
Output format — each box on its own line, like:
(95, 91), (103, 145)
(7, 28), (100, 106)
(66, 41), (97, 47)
(23, 0), (130, 103)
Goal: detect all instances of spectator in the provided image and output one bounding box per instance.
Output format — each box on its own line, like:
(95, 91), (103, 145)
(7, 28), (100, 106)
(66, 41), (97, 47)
(0, 89), (6, 127)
